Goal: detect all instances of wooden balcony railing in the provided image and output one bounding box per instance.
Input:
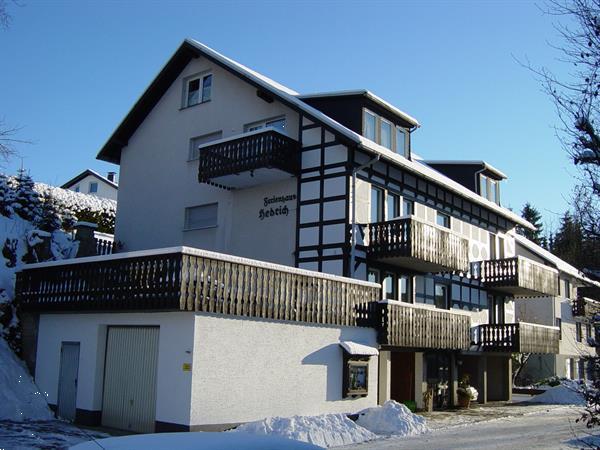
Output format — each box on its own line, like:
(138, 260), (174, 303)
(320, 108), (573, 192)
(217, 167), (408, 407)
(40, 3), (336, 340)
(572, 296), (600, 318)
(367, 217), (470, 273)
(197, 129), (299, 187)
(376, 301), (471, 350)
(476, 322), (559, 354)
(471, 256), (559, 297)
(16, 247), (380, 328)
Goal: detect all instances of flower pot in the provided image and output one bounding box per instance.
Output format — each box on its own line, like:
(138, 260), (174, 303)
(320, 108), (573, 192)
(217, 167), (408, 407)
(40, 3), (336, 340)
(458, 394), (471, 408)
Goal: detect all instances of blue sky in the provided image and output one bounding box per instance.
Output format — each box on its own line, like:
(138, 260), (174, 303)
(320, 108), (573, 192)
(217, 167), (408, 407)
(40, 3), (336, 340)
(0, 0), (576, 231)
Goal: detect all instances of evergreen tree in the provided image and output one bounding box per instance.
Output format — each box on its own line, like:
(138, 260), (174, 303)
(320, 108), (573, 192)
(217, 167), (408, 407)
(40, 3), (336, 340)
(12, 168), (41, 222)
(37, 192), (62, 232)
(0, 173), (15, 217)
(553, 213), (585, 269)
(518, 203), (546, 246)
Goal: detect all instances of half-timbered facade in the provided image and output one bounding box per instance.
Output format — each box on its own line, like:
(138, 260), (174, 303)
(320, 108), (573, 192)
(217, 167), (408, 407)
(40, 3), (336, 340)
(15, 39), (581, 432)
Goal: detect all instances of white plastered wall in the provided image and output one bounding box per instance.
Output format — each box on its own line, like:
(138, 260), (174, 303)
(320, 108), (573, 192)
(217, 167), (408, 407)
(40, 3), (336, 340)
(190, 313), (378, 426)
(66, 174), (118, 201)
(36, 312), (196, 426)
(115, 55), (299, 264)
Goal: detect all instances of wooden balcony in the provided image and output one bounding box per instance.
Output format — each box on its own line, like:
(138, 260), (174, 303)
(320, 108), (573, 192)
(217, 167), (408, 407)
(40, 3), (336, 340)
(16, 247), (379, 328)
(376, 301), (471, 350)
(572, 296), (600, 318)
(476, 322), (559, 354)
(470, 256), (559, 297)
(367, 217), (470, 273)
(197, 129), (300, 189)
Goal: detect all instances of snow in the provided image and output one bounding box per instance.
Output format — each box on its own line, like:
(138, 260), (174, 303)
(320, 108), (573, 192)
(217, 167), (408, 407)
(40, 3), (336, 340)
(233, 414), (377, 448)
(355, 401), (429, 436)
(339, 341), (379, 356)
(70, 431), (324, 450)
(524, 381), (586, 405)
(0, 337), (53, 421)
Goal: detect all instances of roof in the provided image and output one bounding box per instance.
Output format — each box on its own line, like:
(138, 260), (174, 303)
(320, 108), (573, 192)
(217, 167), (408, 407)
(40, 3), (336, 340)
(339, 341), (379, 356)
(61, 169), (118, 190)
(297, 89), (420, 128)
(513, 233), (600, 287)
(96, 38), (534, 231)
(423, 160), (508, 180)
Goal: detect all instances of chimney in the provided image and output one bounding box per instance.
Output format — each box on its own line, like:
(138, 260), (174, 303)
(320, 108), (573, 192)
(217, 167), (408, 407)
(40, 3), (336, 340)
(107, 171), (117, 183)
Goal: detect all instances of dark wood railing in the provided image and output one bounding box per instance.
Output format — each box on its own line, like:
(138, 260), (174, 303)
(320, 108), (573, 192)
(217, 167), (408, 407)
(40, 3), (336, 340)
(572, 296), (600, 317)
(376, 301), (471, 350)
(198, 129), (299, 183)
(477, 322), (559, 354)
(368, 217), (470, 273)
(471, 256), (559, 297)
(16, 248), (380, 328)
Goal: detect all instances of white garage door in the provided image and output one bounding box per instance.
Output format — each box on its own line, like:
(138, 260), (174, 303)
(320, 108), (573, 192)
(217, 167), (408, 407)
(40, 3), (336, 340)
(102, 326), (159, 433)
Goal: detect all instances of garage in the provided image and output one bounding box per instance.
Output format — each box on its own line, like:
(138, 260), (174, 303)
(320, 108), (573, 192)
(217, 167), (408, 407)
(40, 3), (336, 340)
(101, 326), (160, 433)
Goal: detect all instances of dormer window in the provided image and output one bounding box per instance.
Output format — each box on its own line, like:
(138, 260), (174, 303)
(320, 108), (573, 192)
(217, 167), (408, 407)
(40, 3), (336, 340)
(362, 109), (410, 158)
(184, 73), (212, 107)
(479, 174), (501, 205)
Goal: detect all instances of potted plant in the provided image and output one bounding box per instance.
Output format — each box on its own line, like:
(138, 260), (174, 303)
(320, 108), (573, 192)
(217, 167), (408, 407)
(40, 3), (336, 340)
(457, 375), (478, 408)
(422, 386), (434, 412)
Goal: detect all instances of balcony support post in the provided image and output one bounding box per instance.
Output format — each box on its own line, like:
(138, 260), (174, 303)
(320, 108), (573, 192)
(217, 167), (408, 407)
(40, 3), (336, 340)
(350, 155), (379, 277)
(477, 355), (488, 404)
(378, 350), (392, 406)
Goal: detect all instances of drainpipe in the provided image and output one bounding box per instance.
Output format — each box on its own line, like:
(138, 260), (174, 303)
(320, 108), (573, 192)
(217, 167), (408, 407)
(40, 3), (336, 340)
(350, 154), (380, 278)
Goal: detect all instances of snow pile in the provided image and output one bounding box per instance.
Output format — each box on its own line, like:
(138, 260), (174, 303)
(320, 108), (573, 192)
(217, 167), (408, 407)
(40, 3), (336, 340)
(525, 380), (586, 405)
(70, 431), (324, 450)
(233, 414), (376, 448)
(355, 400), (429, 436)
(0, 337), (53, 421)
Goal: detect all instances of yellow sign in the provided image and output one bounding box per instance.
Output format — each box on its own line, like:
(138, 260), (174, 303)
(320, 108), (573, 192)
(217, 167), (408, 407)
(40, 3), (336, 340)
(182, 363), (192, 372)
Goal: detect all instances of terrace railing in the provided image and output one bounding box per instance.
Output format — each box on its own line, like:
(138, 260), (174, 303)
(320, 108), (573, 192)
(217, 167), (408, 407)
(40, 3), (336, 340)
(367, 217), (470, 273)
(471, 256), (559, 297)
(16, 247), (380, 328)
(476, 322), (559, 354)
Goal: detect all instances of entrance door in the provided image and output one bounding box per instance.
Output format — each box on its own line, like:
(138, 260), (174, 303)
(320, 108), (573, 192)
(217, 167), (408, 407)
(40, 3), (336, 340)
(57, 342), (80, 421)
(390, 352), (415, 403)
(102, 327), (159, 433)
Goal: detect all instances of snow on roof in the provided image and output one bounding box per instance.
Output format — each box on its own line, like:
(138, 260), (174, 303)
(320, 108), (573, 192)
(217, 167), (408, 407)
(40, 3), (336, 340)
(297, 89), (420, 128)
(61, 169), (118, 190)
(422, 160), (508, 180)
(339, 341), (379, 356)
(513, 233), (600, 286)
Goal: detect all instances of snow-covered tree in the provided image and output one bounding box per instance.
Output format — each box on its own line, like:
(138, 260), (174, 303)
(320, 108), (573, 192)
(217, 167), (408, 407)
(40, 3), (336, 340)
(37, 192), (62, 232)
(12, 169), (41, 223)
(0, 173), (14, 217)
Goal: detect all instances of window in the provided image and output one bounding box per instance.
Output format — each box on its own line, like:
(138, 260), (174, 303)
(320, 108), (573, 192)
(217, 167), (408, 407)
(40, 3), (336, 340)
(371, 187), (384, 222)
(480, 174), (488, 199)
(380, 119), (392, 150)
(396, 127), (408, 158)
(586, 324), (592, 343)
(363, 110), (377, 141)
(498, 236), (505, 259)
(576, 322), (583, 342)
(436, 211), (450, 228)
(556, 318), (562, 340)
(479, 174), (501, 205)
(184, 203), (218, 230)
(245, 116), (286, 133)
(343, 355), (369, 397)
(489, 233), (496, 260)
(74, 185), (80, 193)
(399, 275), (412, 303)
(402, 198), (414, 216)
(386, 193), (400, 220)
(434, 283), (449, 309)
(565, 279), (571, 299)
(383, 272), (396, 299)
(184, 73), (212, 107)
(88, 182), (98, 194)
(189, 131), (223, 160)
(367, 268), (380, 284)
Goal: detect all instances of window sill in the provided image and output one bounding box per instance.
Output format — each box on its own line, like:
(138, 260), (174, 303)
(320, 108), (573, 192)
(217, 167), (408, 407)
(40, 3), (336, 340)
(179, 99), (211, 111)
(183, 225), (218, 232)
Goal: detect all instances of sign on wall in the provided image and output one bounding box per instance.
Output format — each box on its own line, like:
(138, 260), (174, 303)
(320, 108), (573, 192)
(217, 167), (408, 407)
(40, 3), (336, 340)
(259, 194), (297, 220)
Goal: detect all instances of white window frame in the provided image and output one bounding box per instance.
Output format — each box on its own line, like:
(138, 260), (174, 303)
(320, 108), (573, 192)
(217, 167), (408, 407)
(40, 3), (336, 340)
(395, 126), (409, 158)
(244, 115), (287, 133)
(184, 203), (218, 231)
(379, 117), (393, 150)
(362, 108), (410, 157)
(363, 109), (377, 142)
(183, 72), (212, 108)
(188, 130), (223, 161)
(88, 182), (98, 194)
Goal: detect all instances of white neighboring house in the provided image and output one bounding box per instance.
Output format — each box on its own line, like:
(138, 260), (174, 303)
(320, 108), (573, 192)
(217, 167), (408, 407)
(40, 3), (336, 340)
(514, 234), (600, 383)
(61, 169), (118, 201)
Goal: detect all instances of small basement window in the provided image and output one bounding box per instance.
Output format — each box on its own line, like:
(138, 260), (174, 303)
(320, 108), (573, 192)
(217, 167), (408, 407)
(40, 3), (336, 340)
(340, 341), (378, 398)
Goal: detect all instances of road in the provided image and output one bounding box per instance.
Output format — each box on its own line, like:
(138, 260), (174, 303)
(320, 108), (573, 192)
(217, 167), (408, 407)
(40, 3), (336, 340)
(340, 405), (595, 450)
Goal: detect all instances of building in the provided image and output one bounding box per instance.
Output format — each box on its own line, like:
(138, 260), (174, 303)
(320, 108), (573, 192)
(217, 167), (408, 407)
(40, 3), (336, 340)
(61, 169), (118, 201)
(514, 235), (600, 383)
(16, 39), (568, 433)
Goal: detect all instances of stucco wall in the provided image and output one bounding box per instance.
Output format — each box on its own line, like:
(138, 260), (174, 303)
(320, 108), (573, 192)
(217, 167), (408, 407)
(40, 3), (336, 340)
(67, 174), (118, 201)
(190, 313), (379, 426)
(36, 312), (195, 426)
(115, 54), (299, 264)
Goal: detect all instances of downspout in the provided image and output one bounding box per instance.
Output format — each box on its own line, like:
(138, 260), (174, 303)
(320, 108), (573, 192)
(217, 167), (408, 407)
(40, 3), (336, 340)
(350, 154), (380, 278)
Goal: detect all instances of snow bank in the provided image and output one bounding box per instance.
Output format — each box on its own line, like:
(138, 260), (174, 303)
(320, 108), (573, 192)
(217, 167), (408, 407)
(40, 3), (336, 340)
(233, 414), (376, 448)
(355, 400), (429, 436)
(525, 381), (586, 405)
(0, 337), (53, 421)
(70, 431), (324, 450)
